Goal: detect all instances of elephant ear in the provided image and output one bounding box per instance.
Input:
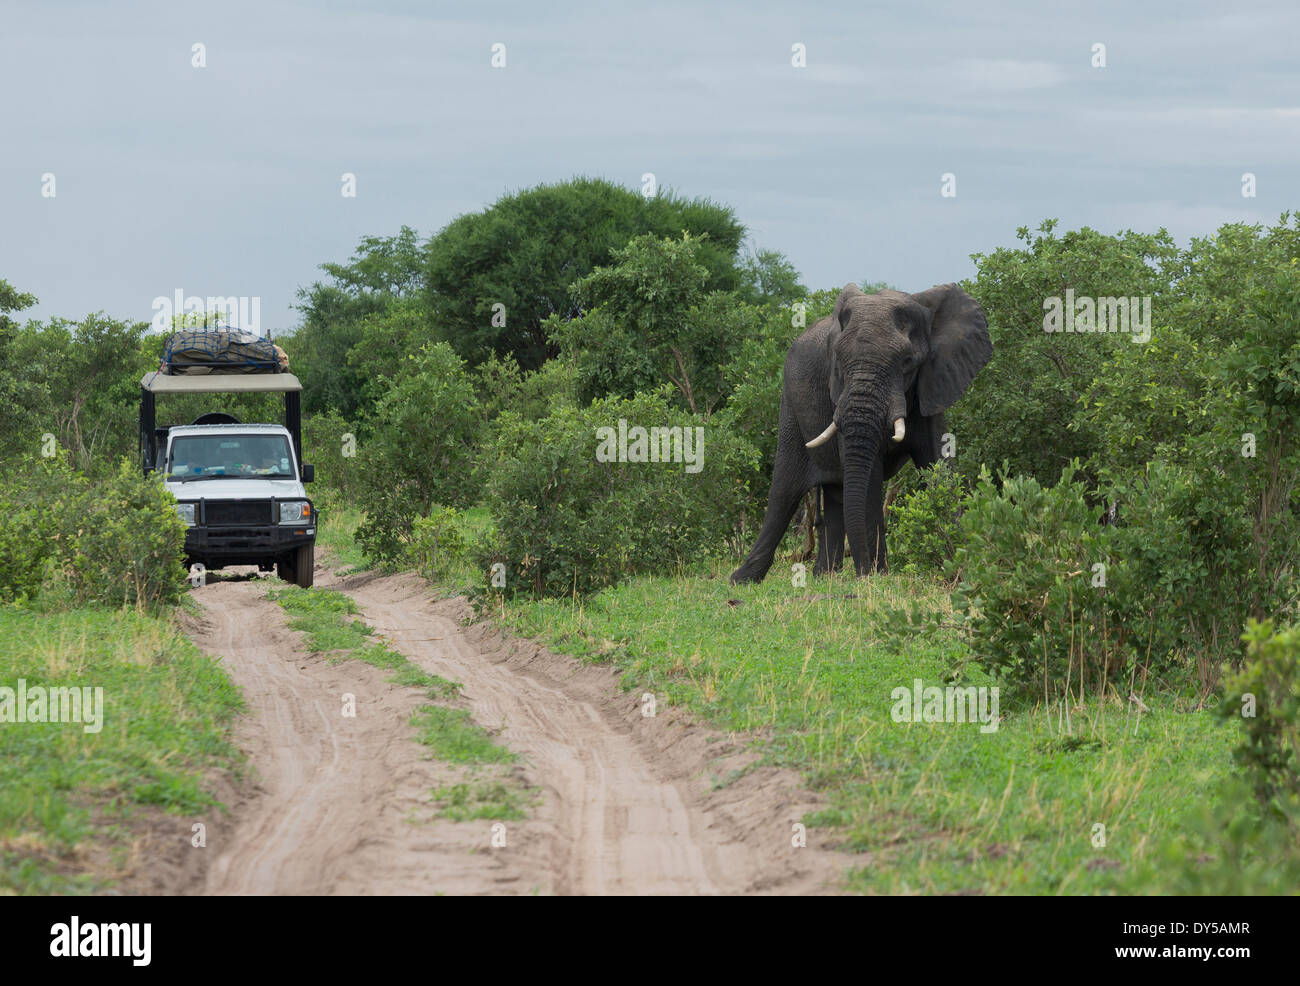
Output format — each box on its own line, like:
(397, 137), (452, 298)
(826, 283), (863, 405)
(909, 283), (992, 416)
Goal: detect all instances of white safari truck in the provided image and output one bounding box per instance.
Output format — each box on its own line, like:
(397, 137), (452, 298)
(139, 370), (318, 588)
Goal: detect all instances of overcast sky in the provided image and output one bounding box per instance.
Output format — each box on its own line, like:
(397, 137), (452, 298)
(3, 0), (1297, 333)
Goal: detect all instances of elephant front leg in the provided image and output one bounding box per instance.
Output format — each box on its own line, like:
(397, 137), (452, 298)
(814, 485), (845, 575)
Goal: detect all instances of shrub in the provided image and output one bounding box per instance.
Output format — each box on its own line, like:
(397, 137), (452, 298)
(887, 462), (970, 578)
(1221, 620), (1300, 805)
(477, 388), (759, 596)
(354, 343), (480, 565)
(67, 459), (189, 608)
(950, 465), (1129, 698)
(1124, 621), (1300, 894)
(302, 409), (362, 501)
(408, 507), (469, 583)
(0, 456), (187, 608)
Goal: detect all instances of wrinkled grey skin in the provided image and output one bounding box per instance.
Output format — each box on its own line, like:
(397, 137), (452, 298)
(730, 283), (991, 584)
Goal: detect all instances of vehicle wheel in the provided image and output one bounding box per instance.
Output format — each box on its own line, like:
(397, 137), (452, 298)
(293, 544), (314, 589)
(276, 559), (295, 582)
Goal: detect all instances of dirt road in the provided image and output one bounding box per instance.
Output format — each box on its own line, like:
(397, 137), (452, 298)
(182, 565), (849, 895)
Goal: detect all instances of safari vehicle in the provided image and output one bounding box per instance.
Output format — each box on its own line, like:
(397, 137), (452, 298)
(139, 335), (317, 588)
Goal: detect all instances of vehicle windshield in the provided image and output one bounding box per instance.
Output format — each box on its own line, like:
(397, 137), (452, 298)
(166, 434), (296, 481)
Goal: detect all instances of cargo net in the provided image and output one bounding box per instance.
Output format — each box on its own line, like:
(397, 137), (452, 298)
(161, 329), (289, 375)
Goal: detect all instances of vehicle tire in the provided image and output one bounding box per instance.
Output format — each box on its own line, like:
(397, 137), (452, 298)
(293, 544), (314, 589)
(276, 559), (295, 583)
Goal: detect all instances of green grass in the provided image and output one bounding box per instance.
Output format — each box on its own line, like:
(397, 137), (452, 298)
(432, 779), (532, 822)
(416, 506), (495, 597)
(495, 560), (1239, 895)
(0, 604), (243, 894)
(315, 501), (370, 575)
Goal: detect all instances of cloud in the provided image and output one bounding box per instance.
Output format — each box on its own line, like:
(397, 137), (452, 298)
(953, 59), (1066, 91)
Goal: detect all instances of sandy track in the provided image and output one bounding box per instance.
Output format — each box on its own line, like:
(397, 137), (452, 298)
(184, 566), (849, 895)
(188, 578), (534, 895)
(332, 571), (848, 895)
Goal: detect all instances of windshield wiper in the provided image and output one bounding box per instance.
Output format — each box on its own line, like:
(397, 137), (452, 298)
(167, 472), (296, 482)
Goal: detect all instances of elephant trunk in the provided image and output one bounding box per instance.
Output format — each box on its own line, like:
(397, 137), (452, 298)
(838, 392), (886, 576)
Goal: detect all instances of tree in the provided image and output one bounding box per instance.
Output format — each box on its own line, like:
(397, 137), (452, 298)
(7, 313), (151, 473)
(735, 248), (806, 306)
(0, 280), (40, 459)
(949, 220), (1179, 486)
(547, 232), (760, 414)
(293, 227), (426, 419)
(424, 177), (746, 369)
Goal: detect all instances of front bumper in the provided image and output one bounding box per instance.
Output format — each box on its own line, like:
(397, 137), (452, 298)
(184, 511), (317, 567)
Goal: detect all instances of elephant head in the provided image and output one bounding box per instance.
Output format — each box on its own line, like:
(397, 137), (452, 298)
(808, 282), (991, 571)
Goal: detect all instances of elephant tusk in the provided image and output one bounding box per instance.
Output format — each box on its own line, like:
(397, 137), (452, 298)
(805, 421), (838, 448)
(892, 418), (906, 443)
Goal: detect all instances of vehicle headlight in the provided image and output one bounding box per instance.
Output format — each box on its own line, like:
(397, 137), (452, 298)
(175, 502), (196, 526)
(279, 501), (311, 524)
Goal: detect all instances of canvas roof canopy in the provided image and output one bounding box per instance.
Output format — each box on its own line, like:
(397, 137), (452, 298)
(141, 371), (302, 394)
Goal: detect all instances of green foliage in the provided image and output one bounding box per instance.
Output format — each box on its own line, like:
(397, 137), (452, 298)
(68, 459), (189, 608)
(950, 220), (1179, 486)
(6, 313), (153, 475)
(1124, 621), (1300, 894)
(408, 507), (469, 583)
(734, 248), (807, 306)
(550, 232), (756, 412)
(949, 465), (1130, 698)
(353, 343), (480, 566)
(477, 388), (759, 596)
(425, 178), (745, 369)
(1221, 620), (1300, 805)
(302, 409), (361, 500)
(887, 463), (970, 578)
(0, 280), (41, 461)
(0, 456), (187, 608)
(717, 288), (837, 483)
(293, 226), (426, 419)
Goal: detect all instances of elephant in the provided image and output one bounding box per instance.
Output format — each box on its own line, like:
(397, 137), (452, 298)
(730, 282), (991, 584)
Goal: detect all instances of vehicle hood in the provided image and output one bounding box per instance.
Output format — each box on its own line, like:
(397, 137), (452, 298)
(165, 477), (309, 501)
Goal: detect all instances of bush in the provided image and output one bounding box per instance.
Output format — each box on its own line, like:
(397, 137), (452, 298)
(887, 462), (970, 578)
(1221, 620), (1300, 805)
(1125, 621), (1300, 894)
(0, 456), (187, 608)
(940, 451), (1295, 701)
(354, 343), (480, 565)
(477, 388), (759, 596)
(408, 507), (469, 583)
(950, 465), (1130, 698)
(302, 409), (362, 501)
(68, 459), (189, 607)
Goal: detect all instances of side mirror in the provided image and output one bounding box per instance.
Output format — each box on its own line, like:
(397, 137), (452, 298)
(302, 463), (315, 483)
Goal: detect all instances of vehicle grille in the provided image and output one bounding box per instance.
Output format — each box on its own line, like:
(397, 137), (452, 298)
(204, 500), (271, 526)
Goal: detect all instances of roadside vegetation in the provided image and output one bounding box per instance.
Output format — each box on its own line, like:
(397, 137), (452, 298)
(0, 545), (241, 893)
